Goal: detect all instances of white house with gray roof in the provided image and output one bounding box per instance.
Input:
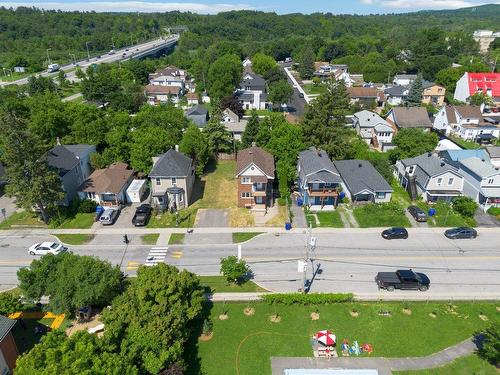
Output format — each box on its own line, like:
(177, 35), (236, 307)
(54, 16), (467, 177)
(235, 73), (268, 110)
(149, 148), (195, 210)
(395, 152), (464, 202)
(297, 147), (342, 210)
(334, 160), (393, 203)
(353, 110), (395, 151)
(486, 146), (500, 168)
(456, 156), (500, 211)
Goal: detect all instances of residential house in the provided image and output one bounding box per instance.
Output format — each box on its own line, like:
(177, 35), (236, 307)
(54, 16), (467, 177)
(486, 146), (500, 168)
(185, 105), (209, 128)
(433, 105), (500, 142)
(440, 148), (491, 163)
(334, 160), (393, 203)
(350, 74), (365, 86)
(395, 153), (464, 202)
(186, 92), (199, 106)
(384, 85), (409, 106)
(454, 72), (500, 105)
(235, 73), (268, 110)
(347, 87), (384, 108)
(353, 110), (395, 151)
(149, 66), (186, 91)
(0, 315), (19, 374)
(145, 85), (182, 105)
(297, 147), (342, 210)
(46, 143), (96, 206)
(222, 108), (247, 141)
(421, 81), (446, 106)
(313, 63), (353, 86)
(79, 162), (134, 207)
(393, 74), (417, 86)
(242, 57), (252, 68)
(149, 148), (195, 210)
(473, 30), (500, 53)
(386, 107), (432, 132)
(455, 157), (500, 211)
(236, 146), (275, 210)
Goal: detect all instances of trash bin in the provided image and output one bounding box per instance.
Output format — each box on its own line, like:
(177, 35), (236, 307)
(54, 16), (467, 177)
(285, 222), (292, 230)
(339, 191), (346, 200)
(428, 208), (436, 217)
(297, 197), (303, 207)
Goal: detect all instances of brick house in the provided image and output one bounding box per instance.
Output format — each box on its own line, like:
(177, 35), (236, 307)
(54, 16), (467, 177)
(236, 146), (275, 210)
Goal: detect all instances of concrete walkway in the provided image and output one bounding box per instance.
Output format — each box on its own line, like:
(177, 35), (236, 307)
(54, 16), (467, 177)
(339, 207), (359, 228)
(290, 195), (307, 228)
(474, 207), (500, 227)
(271, 337), (478, 375)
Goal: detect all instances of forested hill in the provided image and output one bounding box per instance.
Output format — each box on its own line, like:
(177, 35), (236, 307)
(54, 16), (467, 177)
(0, 4), (499, 73)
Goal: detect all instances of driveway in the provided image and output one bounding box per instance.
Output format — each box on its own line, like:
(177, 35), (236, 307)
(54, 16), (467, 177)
(404, 209), (428, 227)
(290, 195), (307, 228)
(0, 187), (17, 223)
(194, 209), (229, 228)
(474, 207), (500, 227)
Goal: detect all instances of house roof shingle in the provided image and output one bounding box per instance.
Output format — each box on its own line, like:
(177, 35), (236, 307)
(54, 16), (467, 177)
(354, 110), (392, 130)
(0, 315), (16, 342)
(486, 146), (500, 159)
(454, 105), (482, 119)
(298, 147), (342, 184)
(81, 162), (133, 194)
(401, 153), (459, 188)
(459, 157), (500, 178)
(149, 149), (193, 178)
(46, 145), (80, 176)
(236, 146), (275, 178)
(334, 159), (393, 195)
(347, 87), (378, 98)
(145, 85), (181, 95)
(384, 85), (409, 97)
(389, 107), (432, 128)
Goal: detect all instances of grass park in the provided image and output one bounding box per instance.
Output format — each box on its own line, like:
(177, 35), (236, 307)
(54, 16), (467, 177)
(188, 301), (498, 375)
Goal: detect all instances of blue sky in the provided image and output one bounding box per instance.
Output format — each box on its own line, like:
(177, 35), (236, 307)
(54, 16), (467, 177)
(0, 0), (498, 14)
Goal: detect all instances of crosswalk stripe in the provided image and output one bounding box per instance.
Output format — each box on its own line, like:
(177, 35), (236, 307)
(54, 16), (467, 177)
(151, 247), (168, 250)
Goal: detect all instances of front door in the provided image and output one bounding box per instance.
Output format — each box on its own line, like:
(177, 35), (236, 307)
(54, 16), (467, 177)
(255, 196), (264, 204)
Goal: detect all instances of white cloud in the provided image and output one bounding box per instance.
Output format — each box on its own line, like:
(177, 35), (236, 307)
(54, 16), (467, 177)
(360, 0), (374, 4)
(380, 0), (477, 9)
(0, 1), (253, 14)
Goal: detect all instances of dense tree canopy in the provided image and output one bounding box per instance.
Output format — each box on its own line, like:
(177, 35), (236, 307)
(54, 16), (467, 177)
(388, 128), (439, 163)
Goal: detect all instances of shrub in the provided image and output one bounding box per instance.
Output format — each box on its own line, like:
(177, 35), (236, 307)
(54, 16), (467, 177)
(78, 199), (97, 213)
(0, 292), (23, 314)
(220, 256), (249, 284)
(476, 322), (500, 367)
(452, 196), (478, 218)
(262, 293), (354, 305)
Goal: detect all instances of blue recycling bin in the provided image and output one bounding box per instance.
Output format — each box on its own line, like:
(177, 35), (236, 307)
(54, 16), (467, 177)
(428, 208), (436, 217)
(339, 191), (346, 200)
(285, 222), (292, 231)
(95, 205), (104, 220)
(297, 197), (303, 207)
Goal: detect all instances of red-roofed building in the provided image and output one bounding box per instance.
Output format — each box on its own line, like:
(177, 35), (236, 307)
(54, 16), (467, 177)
(454, 72), (500, 105)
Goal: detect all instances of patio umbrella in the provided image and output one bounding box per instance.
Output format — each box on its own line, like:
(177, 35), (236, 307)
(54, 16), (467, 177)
(315, 330), (336, 346)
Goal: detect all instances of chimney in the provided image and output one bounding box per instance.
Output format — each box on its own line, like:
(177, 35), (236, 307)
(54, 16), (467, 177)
(175, 145), (179, 152)
(56, 137), (61, 145)
(440, 162), (445, 167)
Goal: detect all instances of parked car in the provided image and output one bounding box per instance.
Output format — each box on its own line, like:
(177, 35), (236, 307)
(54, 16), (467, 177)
(408, 205), (427, 222)
(381, 227), (408, 240)
(132, 204), (152, 227)
(444, 227), (477, 239)
(375, 269), (430, 292)
(99, 208), (119, 225)
(28, 242), (67, 256)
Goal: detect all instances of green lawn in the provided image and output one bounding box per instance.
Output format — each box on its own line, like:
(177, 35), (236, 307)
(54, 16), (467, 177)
(353, 203), (411, 227)
(232, 232), (263, 243)
(147, 208), (197, 228)
(306, 210), (344, 228)
(395, 354), (498, 375)
(486, 207), (500, 220)
(449, 136), (481, 150)
(0, 211), (46, 229)
(168, 233), (185, 245)
(416, 201), (476, 227)
(302, 83), (326, 95)
(55, 234), (94, 245)
(141, 233), (159, 245)
(189, 301), (498, 375)
(54, 213), (95, 229)
(244, 109), (272, 116)
(391, 179), (411, 205)
(199, 276), (268, 293)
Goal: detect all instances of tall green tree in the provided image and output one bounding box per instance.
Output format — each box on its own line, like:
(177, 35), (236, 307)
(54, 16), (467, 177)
(26, 75), (57, 95)
(469, 92), (495, 107)
(388, 128), (439, 163)
(203, 104), (233, 156)
(477, 323), (500, 367)
(0, 112), (64, 223)
(101, 263), (204, 375)
(241, 110), (260, 147)
(17, 252), (123, 313)
(297, 45), (315, 79)
(180, 125), (209, 175)
(251, 53), (277, 76)
(406, 75), (423, 107)
(268, 80), (293, 109)
(207, 54), (242, 101)
(301, 78), (355, 160)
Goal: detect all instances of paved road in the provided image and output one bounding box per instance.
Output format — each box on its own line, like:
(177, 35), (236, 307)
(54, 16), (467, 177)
(0, 36), (178, 87)
(2, 229), (498, 299)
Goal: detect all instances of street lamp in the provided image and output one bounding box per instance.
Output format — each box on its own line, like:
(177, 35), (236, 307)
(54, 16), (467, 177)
(46, 48), (52, 65)
(85, 42), (91, 61)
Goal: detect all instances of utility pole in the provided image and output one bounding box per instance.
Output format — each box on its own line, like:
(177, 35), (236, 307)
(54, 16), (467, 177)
(46, 48), (52, 65)
(69, 53), (76, 65)
(85, 42), (91, 61)
(301, 223), (316, 293)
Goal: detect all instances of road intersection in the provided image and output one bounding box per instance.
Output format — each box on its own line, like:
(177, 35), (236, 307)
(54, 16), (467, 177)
(0, 228), (498, 299)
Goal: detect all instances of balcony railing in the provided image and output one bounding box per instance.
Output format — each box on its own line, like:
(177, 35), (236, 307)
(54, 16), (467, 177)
(308, 188), (339, 197)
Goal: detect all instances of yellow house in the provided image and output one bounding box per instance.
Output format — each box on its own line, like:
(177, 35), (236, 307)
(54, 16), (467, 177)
(422, 82), (446, 106)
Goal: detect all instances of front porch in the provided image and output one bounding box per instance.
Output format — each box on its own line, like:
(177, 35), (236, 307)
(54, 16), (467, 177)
(426, 190), (462, 203)
(152, 186), (186, 212)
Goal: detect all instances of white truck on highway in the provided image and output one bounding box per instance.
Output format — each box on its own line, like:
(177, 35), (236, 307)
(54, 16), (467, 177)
(47, 63), (60, 73)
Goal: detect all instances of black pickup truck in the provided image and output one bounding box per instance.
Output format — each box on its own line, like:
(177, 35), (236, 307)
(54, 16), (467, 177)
(375, 269), (430, 292)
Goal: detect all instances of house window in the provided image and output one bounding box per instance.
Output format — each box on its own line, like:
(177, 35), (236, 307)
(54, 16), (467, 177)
(448, 177), (454, 185)
(488, 178), (494, 184)
(377, 192), (386, 199)
(158, 197), (163, 203)
(241, 192), (251, 198)
(241, 177), (251, 184)
(172, 177), (177, 185)
(155, 178), (161, 186)
(437, 178), (443, 185)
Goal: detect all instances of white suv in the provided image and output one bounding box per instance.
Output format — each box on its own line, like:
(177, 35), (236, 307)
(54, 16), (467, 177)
(28, 242), (67, 256)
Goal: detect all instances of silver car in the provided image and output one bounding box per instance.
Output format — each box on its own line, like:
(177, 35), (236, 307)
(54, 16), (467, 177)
(99, 208), (119, 225)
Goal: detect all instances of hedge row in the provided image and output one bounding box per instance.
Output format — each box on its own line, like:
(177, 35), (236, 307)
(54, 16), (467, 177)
(262, 293), (354, 305)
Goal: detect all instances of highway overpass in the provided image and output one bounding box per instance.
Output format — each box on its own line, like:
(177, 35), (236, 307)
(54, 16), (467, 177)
(0, 35), (179, 87)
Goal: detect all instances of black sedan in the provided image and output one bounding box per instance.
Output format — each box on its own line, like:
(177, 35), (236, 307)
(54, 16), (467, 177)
(444, 227), (477, 239)
(132, 204), (152, 227)
(408, 205), (427, 222)
(382, 227), (408, 240)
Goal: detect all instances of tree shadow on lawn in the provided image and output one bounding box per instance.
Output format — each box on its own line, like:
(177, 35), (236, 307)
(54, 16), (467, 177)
(190, 177), (206, 206)
(184, 300), (213, 375)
